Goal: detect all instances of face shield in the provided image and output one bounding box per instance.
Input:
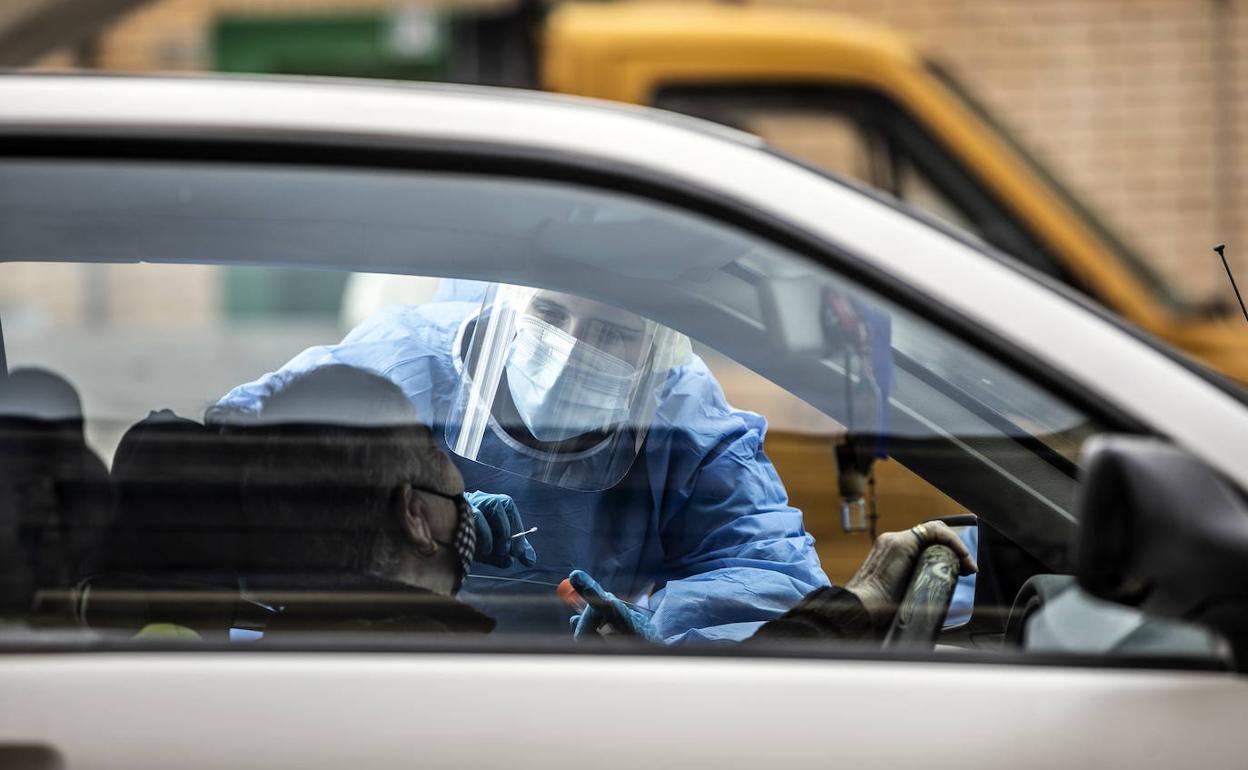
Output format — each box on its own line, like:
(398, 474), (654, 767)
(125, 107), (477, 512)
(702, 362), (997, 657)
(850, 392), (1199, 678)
(444, 284), (691, 492)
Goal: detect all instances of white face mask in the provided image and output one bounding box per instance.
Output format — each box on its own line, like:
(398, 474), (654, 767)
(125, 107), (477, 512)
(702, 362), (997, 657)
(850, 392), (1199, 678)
(505, 315), (639, 442)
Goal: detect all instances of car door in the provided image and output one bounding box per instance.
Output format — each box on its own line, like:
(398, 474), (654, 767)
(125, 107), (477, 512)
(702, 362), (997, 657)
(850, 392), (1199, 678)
(1, 76), (1247, 770)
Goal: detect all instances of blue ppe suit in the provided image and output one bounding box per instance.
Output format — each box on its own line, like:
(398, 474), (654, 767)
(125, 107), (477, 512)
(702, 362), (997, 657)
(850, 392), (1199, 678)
(213, 300), (829, 644)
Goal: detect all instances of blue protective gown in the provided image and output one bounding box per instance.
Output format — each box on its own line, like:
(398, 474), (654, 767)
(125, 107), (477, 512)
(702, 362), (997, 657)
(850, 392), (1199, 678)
(213, 300), (829, 643)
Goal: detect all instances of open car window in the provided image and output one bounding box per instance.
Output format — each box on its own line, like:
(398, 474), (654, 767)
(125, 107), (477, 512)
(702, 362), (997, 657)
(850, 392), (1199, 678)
(0, 157), (1223, 664)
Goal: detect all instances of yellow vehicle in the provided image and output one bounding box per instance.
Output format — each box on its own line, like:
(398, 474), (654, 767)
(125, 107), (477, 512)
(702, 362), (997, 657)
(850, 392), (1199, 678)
(544, 3), (1248, 383)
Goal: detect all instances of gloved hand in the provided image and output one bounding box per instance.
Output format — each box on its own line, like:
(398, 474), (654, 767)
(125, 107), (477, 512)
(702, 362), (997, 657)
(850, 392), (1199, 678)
(567, 569), (660, 643)
(465, 491), (537, 569)
(844, 520), (977, 627)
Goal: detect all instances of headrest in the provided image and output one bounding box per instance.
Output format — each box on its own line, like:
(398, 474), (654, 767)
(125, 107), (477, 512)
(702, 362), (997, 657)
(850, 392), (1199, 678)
(0, 367), (84, 436)
(100, 410), (243, 576)
(112, 409), (217, 482)
(251, 364), (418, 429)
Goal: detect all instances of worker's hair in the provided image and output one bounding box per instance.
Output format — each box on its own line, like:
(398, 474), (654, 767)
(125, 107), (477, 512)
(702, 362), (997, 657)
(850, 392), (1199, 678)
(237, 366), (453, 580)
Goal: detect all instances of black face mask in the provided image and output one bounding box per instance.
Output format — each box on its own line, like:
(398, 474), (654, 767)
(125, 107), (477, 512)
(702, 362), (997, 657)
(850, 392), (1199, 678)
(412, 485), (476, 592)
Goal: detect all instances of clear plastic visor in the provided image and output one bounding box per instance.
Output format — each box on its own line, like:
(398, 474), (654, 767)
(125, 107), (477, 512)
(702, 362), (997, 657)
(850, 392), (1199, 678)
(444, 284), (690, 492)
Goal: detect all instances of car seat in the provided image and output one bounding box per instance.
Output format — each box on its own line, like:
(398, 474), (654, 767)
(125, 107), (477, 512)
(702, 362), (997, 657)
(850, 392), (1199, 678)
(83, 410), (250, 639)
(0, 368), (112, 624)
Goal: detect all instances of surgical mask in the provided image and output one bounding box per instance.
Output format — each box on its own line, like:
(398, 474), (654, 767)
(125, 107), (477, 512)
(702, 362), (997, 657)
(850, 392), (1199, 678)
(505, 315), (639, 442)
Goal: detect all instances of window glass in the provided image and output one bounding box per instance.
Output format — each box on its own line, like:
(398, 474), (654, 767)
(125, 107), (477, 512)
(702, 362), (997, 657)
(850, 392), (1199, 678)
(0, 158), (1218, 664)
(697, 347), (971, 585)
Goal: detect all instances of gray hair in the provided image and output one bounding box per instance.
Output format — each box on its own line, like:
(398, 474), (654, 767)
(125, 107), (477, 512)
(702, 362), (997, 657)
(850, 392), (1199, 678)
(237, 366), (457, 579)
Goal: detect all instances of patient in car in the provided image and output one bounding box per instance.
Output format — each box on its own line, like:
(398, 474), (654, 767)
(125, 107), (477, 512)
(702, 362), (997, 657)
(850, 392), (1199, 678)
(236, 365), (491, 635)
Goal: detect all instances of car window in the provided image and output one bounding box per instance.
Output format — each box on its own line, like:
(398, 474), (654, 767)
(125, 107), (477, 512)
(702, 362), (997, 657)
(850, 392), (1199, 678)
(0, 157), (1221, 664)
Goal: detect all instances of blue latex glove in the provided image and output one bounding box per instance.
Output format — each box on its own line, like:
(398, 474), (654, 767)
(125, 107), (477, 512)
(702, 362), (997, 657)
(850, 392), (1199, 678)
(568, 569), (660, 642)
(465, 491), (537, 568)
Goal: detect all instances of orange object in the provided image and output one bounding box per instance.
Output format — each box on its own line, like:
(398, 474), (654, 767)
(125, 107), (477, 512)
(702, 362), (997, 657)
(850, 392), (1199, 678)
(557, 578), (587, 611)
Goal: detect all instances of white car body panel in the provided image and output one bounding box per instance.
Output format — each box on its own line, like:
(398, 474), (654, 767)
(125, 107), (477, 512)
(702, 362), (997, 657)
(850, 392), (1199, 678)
(0, 653), (1244, 770)
(1, 75), (1246, 769)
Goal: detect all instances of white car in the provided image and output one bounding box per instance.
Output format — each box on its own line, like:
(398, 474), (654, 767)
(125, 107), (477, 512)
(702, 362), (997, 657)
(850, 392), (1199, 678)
(0, 74), (1246, 770)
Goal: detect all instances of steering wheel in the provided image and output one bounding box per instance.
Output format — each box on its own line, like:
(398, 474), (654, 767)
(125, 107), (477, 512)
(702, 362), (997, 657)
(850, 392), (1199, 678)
(882, 544), (960, 649)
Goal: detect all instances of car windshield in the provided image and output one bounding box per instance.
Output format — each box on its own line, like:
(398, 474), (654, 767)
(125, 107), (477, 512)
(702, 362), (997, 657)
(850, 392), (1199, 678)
(927, 62), (1200, 317)
(0, 156), (1221, 664)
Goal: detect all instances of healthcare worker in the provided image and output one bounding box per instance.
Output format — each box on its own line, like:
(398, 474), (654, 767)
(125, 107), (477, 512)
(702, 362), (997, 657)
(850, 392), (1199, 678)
(212, 281), (830, 643)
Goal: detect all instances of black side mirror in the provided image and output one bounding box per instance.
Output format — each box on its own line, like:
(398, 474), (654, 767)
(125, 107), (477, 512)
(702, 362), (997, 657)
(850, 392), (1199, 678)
(1074, 435), (1248, 668)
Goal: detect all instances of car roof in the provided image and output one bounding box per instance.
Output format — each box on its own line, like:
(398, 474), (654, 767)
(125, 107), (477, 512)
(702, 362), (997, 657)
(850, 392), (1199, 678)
(2, 72), (1247, 489)
(0, 70), (764, 148)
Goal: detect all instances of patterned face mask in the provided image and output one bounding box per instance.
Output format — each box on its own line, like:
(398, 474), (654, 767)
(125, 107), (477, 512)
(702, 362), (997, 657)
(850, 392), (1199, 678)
(411, 485), (476, 592)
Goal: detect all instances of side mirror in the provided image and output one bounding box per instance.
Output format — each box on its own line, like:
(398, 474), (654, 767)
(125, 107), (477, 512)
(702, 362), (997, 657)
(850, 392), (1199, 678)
(1074, 435), (1248, 667)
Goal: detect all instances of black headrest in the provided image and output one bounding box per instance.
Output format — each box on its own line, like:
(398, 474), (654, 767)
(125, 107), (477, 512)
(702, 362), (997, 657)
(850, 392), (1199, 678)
(0, 370), (108, 617)
(113, 409), (216, 482)
(0, 368), (84, 436)
(99, 410), (244, 576)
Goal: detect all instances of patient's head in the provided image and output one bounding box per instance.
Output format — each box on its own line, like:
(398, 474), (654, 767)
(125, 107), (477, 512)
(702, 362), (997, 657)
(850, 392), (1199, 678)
(241, 365), (473, 597)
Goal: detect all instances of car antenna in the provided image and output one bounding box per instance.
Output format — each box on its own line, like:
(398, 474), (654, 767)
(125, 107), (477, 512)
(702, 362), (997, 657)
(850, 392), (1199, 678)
(1213, 244), (1248, 324)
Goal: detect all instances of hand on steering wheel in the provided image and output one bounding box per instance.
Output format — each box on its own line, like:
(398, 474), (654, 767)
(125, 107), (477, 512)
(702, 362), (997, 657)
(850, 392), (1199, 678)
(845, 521), (977, 636)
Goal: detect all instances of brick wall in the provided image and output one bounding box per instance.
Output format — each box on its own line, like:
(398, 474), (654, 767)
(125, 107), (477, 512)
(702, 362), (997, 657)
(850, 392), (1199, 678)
(753, 0), (1242, 305)
(33, 0), (1248, 305)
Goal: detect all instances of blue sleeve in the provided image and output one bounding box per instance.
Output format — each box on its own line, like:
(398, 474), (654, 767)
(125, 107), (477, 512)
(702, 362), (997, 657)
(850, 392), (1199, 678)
(209, 304), (466, 425)
(210, 343), (351, 423)
(645, 366), (830, 645)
